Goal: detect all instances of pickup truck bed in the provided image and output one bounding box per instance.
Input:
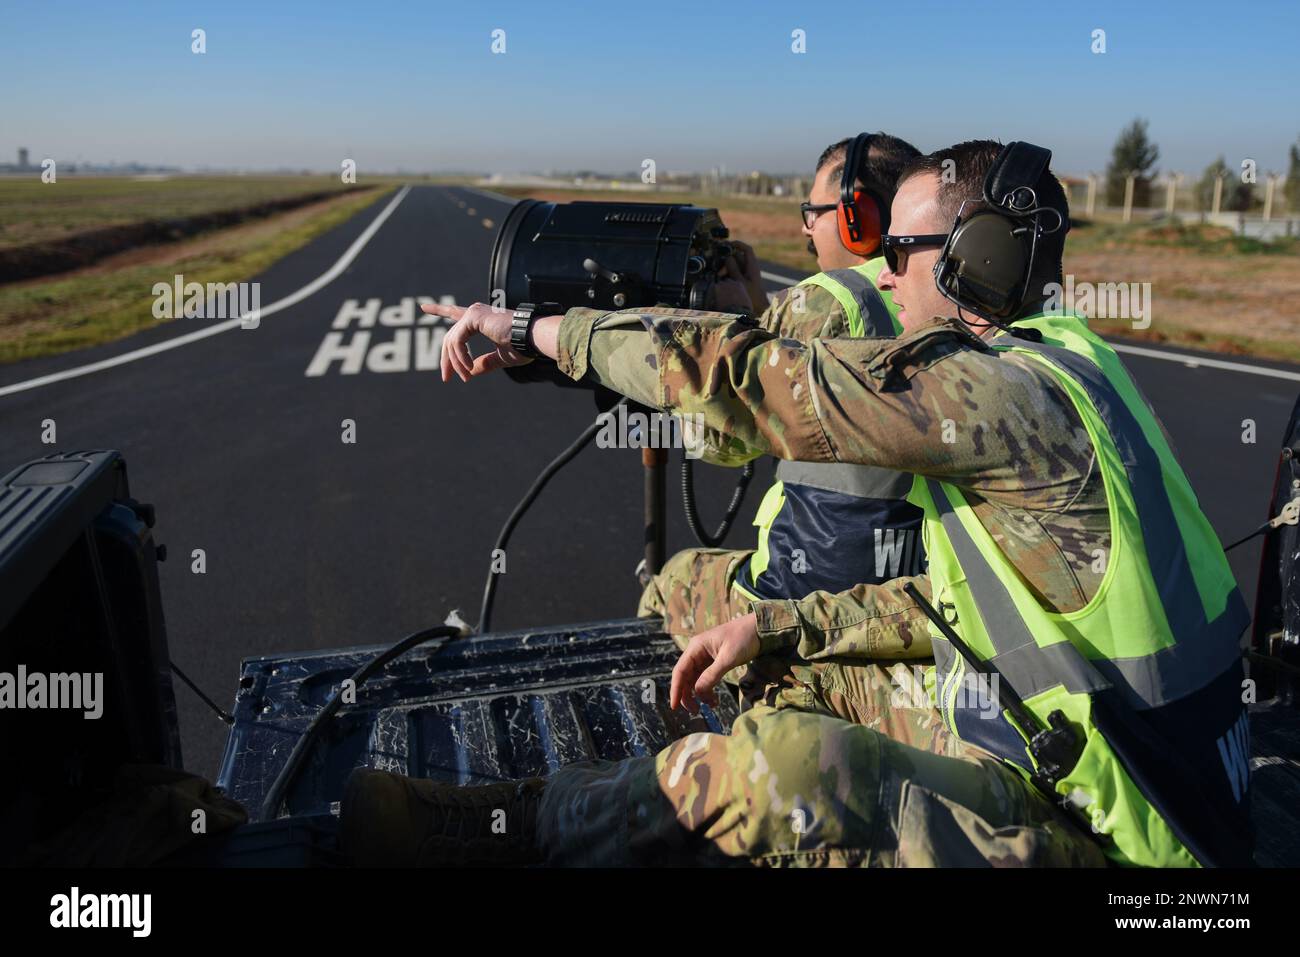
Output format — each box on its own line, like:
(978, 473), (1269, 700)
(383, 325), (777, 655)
(3, 449), (1296, 867)
(217, 617), (738, 820)
(213, 616), (1300, 867)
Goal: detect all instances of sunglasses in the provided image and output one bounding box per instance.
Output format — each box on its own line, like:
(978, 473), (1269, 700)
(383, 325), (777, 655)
(881, 232), (949, 272)
(799, 201), (838, 230)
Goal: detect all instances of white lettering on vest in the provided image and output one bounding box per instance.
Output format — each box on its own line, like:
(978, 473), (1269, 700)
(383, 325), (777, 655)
(1215, 709), (1250, 803)
(874, 528), (907, 578)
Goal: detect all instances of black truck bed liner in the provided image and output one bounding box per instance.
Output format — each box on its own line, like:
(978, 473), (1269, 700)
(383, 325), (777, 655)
(216, 617), (740, 822)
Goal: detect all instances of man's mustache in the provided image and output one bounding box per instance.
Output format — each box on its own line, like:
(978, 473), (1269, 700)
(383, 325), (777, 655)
(807, 239), (817, 257)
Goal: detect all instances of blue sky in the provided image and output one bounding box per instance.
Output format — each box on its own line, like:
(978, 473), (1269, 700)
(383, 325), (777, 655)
(2, 0), (1296, 177)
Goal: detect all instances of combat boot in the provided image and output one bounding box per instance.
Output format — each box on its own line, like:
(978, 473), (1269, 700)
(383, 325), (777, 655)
(339, 768), (546, 867)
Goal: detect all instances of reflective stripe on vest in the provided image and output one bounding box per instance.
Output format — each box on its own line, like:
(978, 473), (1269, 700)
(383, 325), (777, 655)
(925, 477), (1112, 701)
(913, 312), (1251, 867)
(797, 259), (898, 338)
(1008, 337), (1247, 707)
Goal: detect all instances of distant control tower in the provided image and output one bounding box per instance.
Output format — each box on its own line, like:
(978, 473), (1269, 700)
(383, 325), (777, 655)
(17, 148), (29, 169)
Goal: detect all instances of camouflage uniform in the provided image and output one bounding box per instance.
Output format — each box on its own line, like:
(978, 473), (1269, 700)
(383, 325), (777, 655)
(637, 283), (935, 717)
(632, 284), (848, 648)
(538, 703), (1106, 867)
(531, 306), (1111, 866)
(558, 306), (1111, 614)
(637, 546), (939, 724)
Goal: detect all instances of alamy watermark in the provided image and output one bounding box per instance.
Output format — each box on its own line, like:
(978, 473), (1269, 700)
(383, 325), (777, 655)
(595, 403), (708, 459)
(152, 274), (261, 328)
(50, 887), (150, 936)
(1043, 275), (1152, 330)
(890, 664), (1001, 720)
(0, 666), (102, 719)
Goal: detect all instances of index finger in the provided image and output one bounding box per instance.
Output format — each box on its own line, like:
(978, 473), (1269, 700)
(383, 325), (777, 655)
(421, 302), (466, 322)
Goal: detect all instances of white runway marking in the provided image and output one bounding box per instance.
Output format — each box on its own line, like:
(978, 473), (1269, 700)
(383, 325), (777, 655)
(1106, 342), (1300, 383)
(0, 186), (412, 399)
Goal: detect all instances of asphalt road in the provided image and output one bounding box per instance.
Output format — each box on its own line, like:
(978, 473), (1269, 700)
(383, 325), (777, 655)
(1, 184), (1296, 779)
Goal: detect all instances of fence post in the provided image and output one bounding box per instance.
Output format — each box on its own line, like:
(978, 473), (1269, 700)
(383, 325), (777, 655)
(1122, 172), (1136, 223)
(1263, 173), (1279, 221)
(1086, 174), (1097, 217)
(1165, 173), (1180, 215)
(1212, 173), (1224, 215)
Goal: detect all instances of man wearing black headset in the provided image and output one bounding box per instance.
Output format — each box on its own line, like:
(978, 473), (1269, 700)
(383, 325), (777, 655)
(345, 140), (1252, 869)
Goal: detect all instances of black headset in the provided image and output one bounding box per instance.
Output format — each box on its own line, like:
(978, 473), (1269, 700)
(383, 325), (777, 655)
(932, 141), (1066, 325)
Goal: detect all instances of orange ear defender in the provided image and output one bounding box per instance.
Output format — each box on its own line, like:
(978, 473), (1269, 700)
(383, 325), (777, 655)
(836, 133), (885, 256)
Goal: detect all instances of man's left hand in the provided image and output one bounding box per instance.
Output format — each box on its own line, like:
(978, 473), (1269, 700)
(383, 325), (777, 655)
(422, 301), (532, 382)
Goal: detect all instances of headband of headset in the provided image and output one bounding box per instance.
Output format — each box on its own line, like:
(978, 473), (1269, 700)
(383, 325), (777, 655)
(983, 141), (1053, 212)
(837, 132), (886, 255)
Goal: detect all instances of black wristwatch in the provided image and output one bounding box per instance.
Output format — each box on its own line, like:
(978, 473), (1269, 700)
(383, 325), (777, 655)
(510, 302), (561, 358)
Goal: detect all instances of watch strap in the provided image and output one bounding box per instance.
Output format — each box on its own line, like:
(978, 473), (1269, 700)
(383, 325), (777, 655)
(510, 301), (561, 358)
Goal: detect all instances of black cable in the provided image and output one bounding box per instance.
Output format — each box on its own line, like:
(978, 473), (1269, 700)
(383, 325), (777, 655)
(478, 398), (627, 633)
(258, 624), (459, 822)
(1223, 520), (1272, 553)
(681, 457), (756, 548)
(169, 660), (234, 726)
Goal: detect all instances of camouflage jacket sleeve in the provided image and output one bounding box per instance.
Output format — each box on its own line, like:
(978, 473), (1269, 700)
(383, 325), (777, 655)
(556, 307), (1104, 613)
(750, 575), (934, 660)
(556, 306), (1087, 490)
(754, 282), (851, 340)
(680, 283), (852, 467)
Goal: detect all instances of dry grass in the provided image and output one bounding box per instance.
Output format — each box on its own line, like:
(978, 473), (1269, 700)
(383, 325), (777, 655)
(1064, 222), (1300, 362)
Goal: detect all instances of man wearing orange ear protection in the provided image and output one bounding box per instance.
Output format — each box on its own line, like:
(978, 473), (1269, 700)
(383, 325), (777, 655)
(633, 133), (949, 733)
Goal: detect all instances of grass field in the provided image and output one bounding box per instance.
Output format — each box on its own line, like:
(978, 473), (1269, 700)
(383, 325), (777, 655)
(497, 186), (1300, 364)
(0, 175), (390, 251)
(0, 182), (396, 363)
(1063, 221), (1300, 362)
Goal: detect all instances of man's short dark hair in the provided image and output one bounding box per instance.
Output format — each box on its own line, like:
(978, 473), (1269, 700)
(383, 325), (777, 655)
(816, 132), (922, 206)
(898, 139), (1069, 289)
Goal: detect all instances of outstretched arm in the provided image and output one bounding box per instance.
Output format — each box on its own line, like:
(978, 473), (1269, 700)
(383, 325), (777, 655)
(428, 301), (1093, 512)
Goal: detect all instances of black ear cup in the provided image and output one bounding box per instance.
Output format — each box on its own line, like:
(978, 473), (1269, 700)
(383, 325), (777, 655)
(931, 141), (1060, 323)
(936, 211), (1033, 318)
